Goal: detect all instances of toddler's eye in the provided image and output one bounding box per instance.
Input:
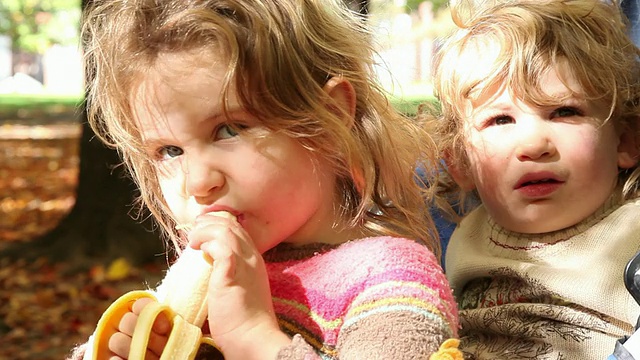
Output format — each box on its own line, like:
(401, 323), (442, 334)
(489, 115), (514, 126)
(552, 106), (581, 118)
(157, 145), (184, 160)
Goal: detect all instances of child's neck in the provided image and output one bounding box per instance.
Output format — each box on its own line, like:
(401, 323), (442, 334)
(285, 223), (368, 247)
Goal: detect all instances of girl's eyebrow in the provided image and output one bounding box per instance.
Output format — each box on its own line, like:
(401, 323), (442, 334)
(140, 106), (253, 146)
(209, 106), (251, 121)
(140, 137), (168, 155)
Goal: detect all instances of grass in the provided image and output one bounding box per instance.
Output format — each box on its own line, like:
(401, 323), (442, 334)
(0, 92), (435, 117)
(390, 95), (439, 117)
(0, 93), (84, 124)
(0, 93), (84, 110)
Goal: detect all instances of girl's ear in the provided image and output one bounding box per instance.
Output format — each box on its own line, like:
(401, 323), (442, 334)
(323, 76), (357, 127)
(444, 151), (476, 191)
(618, 120), (640, 169)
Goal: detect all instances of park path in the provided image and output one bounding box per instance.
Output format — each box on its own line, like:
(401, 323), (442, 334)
(0, 123), (80, 140)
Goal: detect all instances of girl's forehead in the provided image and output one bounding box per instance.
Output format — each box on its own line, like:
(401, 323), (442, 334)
(150, 51), (228, 86)
(128, 53), (238, 138)
(131, 51), (232, 105)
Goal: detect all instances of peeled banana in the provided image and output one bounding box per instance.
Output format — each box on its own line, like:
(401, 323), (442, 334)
(91, 212), (235, 360)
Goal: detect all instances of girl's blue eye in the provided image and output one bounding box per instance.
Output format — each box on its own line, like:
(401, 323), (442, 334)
(157, 145), (183, 160)
(552, 106), (581, 118)
(216, 124), (245, 139)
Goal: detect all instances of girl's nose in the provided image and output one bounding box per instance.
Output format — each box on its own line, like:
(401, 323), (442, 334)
(184, 154), (224, 200)
(515, 121), (557, 161)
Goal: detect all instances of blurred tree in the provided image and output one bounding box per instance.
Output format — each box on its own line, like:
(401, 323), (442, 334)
(405, 0), (448, 13)
(0, 0), (164, 267)
(0, 108), (166, 265)
(0, 0), (80, 54)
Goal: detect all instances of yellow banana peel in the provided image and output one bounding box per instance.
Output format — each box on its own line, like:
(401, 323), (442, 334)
(91, 212), (235, 359)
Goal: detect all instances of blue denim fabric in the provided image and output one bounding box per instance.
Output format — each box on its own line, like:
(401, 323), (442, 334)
(622, 0), (640, 46)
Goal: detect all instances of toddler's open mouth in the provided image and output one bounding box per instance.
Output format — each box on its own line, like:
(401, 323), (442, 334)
(518, 178), (562, 188)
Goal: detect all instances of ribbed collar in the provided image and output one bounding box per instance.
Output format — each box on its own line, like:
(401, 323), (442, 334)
(485, 191), (624, 249)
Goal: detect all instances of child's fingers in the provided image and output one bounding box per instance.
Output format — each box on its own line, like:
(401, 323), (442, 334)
(117, 298), (171, 357)
(108, 330), (162, 360)
(118, 312), (137, 336)
(130, 297), (171, 334)
(189, 213), (254, 259)
(188, 216), (240, 283)
(108, 332), (132, 358)
(146, 329), (169, 358)
(188, 214), (238, 250)
(201, 239), (237, 285)
(131, 297), (154, 314)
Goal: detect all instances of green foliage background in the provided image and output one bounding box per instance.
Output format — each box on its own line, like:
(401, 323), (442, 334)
(405, 0), (448, 13)
(0, 0), (80, 53)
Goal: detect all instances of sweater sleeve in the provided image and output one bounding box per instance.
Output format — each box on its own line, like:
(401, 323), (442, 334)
(273, 237), (459, 360)
(338, 238), (458, 359)
(276, 334), (322, 360)
(336, 287), (455, 359)
(65, 342), (88, 360)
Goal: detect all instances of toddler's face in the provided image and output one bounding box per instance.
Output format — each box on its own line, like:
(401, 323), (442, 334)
(130, 52), (343, 252)
(456, 66), (636, 233)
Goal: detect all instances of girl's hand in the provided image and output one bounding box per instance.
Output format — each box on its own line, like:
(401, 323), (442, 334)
(107, 297), (171, 360)
(188, 213), (291, 360)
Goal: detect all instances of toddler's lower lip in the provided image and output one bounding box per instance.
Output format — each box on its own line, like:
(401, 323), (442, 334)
(516, 181), (562, 197)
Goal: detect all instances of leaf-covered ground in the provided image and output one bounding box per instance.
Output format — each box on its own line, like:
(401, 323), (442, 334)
(0, 124), (79, 244)
(0, 123), (165, 359)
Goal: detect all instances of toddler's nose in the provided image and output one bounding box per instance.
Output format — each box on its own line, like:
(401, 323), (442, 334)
(515, 122), (556, 161)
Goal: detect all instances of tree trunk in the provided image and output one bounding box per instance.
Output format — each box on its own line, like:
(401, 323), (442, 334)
(0, 111), (164, 266)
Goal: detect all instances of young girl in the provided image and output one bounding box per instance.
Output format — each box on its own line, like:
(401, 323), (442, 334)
(68, 0), (461, 359)
(427, 0), (640, 358)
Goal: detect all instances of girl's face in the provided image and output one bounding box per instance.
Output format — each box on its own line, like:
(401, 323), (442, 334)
(131, 53), (346, 253)
(453, 66), (638, 233)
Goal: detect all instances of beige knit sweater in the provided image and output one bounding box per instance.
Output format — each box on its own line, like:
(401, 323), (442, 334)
(446, 195), (640, 359)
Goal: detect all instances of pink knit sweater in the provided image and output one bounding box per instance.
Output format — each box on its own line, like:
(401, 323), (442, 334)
(68, 236), (459, 359)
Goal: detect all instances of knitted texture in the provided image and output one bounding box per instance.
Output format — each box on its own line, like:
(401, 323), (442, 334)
(446, 196), (640, 359)
(266, 236), (459, 359)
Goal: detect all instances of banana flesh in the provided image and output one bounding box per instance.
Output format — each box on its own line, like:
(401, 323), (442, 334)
(91, 211), (235, 359)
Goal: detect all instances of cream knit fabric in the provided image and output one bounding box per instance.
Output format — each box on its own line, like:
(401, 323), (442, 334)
(446, 195), (640, 359)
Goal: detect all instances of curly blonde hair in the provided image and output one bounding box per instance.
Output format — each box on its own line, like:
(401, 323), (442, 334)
(82, 0), (441, 256)
(426, 0), (640, 218)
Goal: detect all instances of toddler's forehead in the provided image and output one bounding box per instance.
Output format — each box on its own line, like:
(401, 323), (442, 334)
(463, 60), (583, 107)
(457, 44), (499, 82)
